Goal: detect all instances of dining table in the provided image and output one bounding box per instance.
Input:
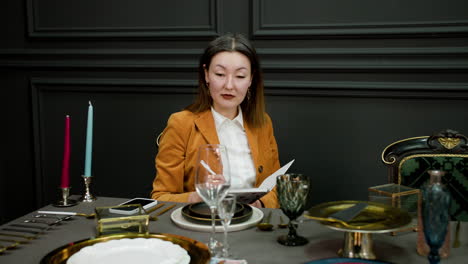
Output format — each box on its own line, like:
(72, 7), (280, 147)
(0, 196), (466, 264)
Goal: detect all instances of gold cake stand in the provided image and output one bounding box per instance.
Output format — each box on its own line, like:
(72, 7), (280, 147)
(305, 200), (412, 260)
(40, 233), (210, 264)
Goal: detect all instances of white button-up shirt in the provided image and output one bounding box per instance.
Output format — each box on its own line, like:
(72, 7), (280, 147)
(212, 107), (256, 189)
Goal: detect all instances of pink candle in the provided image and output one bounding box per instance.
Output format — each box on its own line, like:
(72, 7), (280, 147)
(60, 115), (71, 188)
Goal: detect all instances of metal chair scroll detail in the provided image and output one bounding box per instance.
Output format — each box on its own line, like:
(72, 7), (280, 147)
(381, 129), (468, 222)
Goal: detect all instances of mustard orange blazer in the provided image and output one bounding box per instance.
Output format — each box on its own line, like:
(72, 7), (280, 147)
(151, 109), (280, 208)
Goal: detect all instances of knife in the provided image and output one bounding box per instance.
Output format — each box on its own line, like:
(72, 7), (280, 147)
(10, 224), (49, 230)
(328, 203), (367, 222)
(2, 228), (41, 235)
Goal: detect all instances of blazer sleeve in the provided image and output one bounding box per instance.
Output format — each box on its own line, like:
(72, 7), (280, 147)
(259, 114), (281, 208)
(150, 113), (192, 202)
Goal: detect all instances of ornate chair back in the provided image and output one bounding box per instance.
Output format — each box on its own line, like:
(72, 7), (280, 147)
(381, 129), (468, 221)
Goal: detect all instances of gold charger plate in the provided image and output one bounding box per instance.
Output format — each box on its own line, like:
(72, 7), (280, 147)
(40, 233), (210, 264)
(305, 200), (412, 233)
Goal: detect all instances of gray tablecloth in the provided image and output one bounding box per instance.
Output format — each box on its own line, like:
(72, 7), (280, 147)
(0, 197), (466, 264)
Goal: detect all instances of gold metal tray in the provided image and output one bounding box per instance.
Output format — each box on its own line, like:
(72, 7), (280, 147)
(40, 233), (210, 264)
(305, 200), (412, 233)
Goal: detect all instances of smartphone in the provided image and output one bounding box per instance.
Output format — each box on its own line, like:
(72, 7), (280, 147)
(109, 198), (158, 215)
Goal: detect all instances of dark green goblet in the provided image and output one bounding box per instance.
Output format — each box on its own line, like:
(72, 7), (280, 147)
(277, 173), (309, 246)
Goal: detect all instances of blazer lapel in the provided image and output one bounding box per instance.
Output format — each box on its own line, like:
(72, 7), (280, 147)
(194, 110), (220, 145)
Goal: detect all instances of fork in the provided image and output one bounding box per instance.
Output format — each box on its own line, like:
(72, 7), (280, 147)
(23, 219), (62, 226)
(305, 215), (380, 229)
(33, 214), (73, 221)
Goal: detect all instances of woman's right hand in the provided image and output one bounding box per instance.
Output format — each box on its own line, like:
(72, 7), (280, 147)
(188, 192), (202, 203)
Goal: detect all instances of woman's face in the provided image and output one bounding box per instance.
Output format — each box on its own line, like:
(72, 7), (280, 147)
(205, 51), (252, 119)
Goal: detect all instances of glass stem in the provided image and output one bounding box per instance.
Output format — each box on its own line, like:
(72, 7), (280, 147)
(428, 247), (441, 264)
(210, 207), (217, 252)
(288, 220), (298, 239)
(223, 221), (229, 257)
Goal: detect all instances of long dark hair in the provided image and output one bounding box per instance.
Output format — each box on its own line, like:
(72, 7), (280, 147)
(185, 33), (266, 127)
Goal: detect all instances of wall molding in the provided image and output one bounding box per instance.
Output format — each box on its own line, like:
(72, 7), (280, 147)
(252, 0), (468, 39)
(264, 80), (468, 99)
(258, 47), (468, 71)
(2, 47), (467, 71)
(30, 78), (198, 93)
(0, 48), (201, 70)
(30, 77), (468, 100)
(27, 0), (221, 38)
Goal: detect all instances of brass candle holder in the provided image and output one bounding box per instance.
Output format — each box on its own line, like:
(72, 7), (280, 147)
(80, 175), (96, 202)
(53, 187), (78, 207)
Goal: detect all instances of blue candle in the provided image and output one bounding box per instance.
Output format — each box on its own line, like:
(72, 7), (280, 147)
(84, 101), (93, 177)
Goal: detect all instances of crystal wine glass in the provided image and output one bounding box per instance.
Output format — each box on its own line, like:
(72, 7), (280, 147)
(217, 193), (237, 258)
(277, 173), (309, 246)
(195, 144), (231, 254)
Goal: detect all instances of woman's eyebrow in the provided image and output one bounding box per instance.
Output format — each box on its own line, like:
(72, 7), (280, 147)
(213, 64), (248, 71)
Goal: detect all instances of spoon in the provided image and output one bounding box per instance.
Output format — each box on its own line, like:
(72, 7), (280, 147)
(257, 211), (274, 231)
(278, 215), (288, 229)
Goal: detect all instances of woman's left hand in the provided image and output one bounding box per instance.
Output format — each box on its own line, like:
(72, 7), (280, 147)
(188, 192), (202, 203)
(249, 200), (263, 208)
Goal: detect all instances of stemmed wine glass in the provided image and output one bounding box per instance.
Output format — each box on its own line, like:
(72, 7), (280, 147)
(195, 144), (231, 254)
(277, 173), (309, 246)
(217, 194), (237, 258)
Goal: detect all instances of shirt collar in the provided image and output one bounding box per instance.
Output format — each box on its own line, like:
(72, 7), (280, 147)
(211, 107), (244, 130)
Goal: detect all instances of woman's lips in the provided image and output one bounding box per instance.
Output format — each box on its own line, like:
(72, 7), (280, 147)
(222, 94), (234, 99)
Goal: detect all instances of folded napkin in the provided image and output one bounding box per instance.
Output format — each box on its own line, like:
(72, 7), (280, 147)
(328, 203), (367, 222)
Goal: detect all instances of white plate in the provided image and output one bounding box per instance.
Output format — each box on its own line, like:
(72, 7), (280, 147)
(171, 206), (263, 232)
(67, 238), (190, 264)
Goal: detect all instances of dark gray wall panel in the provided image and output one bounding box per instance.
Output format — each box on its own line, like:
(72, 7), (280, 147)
(29, 78), (468, 208)
(31, 78), (196, 205)
(2, 0), (468, 224)
(27, 0), (220, 38)
(267, 95), (468, 207)
(252, 0), (468, 38)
